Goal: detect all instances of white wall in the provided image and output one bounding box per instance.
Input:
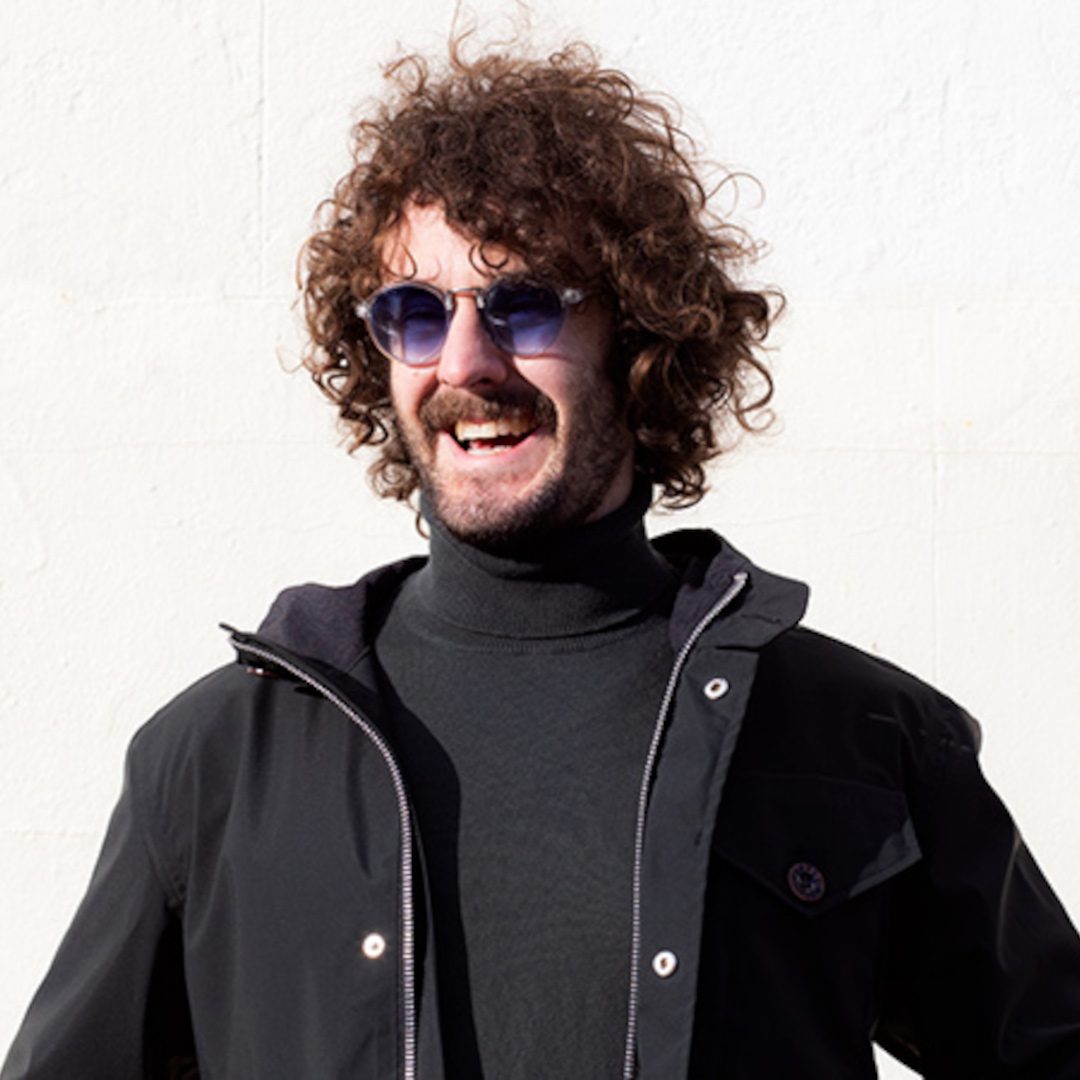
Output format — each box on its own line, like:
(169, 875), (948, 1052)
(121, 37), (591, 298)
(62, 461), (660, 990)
(3, 2), (1080, 1075)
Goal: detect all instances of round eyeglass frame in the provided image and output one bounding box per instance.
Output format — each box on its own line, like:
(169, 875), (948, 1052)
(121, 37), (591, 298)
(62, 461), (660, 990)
(354, 278), (589, 366)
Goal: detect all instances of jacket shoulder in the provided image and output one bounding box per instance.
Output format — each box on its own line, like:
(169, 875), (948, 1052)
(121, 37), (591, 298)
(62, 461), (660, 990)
(128, 662), (259, 772)
(739, 626), (982, 786)
(123, 662), (287, 899)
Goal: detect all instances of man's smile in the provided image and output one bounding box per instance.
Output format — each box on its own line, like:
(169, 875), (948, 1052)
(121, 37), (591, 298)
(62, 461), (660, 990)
(419, 389), (557, 463)
(451, 414), (540, 453)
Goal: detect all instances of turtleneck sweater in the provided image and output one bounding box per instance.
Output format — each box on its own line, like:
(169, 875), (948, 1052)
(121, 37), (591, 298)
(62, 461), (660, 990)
(373, 480), (677, 1080)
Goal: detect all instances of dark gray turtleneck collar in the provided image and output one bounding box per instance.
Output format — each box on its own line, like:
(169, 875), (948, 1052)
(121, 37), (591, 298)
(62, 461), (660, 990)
(402, 476), (676, 640)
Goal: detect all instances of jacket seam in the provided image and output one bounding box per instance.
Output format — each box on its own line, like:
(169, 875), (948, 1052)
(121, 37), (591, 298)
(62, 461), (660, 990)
(922, 707), (979, 797)
(127, 734), (186, 909)
(727, 769), (908, 795)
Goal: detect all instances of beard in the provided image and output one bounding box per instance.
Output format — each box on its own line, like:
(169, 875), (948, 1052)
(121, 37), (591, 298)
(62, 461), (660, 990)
(397, 372), (633, 554)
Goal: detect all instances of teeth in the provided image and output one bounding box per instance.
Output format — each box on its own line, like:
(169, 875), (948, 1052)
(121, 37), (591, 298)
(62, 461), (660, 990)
(454, 416), (535, 442)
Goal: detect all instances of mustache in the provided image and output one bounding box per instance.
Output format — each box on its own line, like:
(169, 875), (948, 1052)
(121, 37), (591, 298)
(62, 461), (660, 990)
(419, 389), (557, 432)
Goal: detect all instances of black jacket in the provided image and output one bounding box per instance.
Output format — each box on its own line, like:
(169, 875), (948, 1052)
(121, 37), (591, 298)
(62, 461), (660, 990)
(5, 530), (1080, 1079)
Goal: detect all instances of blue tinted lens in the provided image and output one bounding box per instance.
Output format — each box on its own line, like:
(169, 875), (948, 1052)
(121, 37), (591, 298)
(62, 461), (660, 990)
(369, 285), (447, 365)
(484, 282), (565, 355)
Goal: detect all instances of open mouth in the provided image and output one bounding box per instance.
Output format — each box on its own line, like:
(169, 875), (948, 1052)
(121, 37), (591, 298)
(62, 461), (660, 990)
(452, 415), (539, 453)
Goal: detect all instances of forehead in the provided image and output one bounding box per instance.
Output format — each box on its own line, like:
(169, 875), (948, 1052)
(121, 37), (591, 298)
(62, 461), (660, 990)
(380, 201), (523, 283)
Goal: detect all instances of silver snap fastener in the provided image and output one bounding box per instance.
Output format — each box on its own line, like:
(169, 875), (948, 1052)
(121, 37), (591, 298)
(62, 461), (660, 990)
(651, 949), (678, 978)
(703, 677), (729, 700)
(361, 932), (387, 959)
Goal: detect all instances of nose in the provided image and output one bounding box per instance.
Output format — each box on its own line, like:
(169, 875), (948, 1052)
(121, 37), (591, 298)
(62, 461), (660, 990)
(434, 291), (511, 389)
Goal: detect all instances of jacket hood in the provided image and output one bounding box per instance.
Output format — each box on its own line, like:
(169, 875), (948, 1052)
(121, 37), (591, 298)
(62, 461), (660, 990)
(249, 529), (810, 673)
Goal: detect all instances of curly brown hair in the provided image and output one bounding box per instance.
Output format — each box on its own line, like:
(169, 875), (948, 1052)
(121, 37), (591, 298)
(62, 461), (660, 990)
(299, 37), (779, 508)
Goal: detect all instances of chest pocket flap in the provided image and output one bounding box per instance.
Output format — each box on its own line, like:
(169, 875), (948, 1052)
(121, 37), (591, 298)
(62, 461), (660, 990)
(712, 772), (922, 918)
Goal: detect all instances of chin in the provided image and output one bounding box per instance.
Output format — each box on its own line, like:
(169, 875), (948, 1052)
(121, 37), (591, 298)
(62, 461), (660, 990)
(432, 491), (564, 552)
(426, 473), (607, 554)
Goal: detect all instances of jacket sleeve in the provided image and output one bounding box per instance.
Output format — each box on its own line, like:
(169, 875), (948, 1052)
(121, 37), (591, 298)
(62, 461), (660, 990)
(1, 733), (196, 1080)
(875, 703), (1080, 1078)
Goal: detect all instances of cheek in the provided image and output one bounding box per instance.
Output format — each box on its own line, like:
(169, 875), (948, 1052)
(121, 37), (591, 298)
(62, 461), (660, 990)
(550, 317), (616, 404)
(388, 366), (431, 422)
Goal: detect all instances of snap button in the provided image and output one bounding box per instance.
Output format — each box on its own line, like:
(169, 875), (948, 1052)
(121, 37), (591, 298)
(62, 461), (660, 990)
(360, 932), (387, 959)
(787, 862), (826, 903)
(651, 949), (678, 978)
(703, 677), (729, 700)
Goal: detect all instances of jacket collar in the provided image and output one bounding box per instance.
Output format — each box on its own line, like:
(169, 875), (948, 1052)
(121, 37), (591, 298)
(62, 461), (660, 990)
(653, 530), (809, 652)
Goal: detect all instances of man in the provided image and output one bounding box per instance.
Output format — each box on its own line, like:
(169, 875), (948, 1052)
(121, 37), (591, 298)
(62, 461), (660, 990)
(5, 39), (1080, 1080)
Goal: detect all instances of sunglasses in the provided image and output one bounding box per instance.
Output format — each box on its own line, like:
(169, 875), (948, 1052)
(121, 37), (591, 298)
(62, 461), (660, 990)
(355, 278), (588, 366)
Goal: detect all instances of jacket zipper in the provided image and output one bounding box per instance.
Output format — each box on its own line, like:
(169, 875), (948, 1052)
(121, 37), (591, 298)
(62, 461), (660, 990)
(621, 571), (748, 1080)
(231, 636), (419, 1080)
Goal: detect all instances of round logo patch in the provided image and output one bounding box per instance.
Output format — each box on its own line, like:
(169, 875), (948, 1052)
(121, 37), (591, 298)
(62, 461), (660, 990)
(787, 862), (826, 903)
